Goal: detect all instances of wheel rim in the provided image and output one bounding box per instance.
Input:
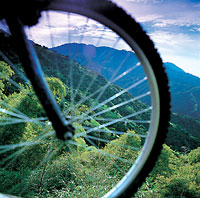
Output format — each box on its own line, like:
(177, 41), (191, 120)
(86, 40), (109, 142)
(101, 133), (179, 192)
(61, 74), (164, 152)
(0, 3), (164, 197)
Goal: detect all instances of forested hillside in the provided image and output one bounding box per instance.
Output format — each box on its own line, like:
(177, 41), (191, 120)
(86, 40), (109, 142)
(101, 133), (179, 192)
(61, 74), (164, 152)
(165, 62), (200, 119)
(36, 44), (200, 152)
(0, 31), (199, 197)
(51, 42), (200, 151)
(52, 43), (200, 119)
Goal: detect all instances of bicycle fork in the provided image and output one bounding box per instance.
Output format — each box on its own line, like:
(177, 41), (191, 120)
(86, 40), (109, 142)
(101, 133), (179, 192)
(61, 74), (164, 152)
(6, 17), (75, 141)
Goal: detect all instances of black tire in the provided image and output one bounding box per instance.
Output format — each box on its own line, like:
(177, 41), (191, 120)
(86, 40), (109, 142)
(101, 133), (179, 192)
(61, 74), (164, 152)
(1, 0), (170, 197)
(46, 0), (171, 197)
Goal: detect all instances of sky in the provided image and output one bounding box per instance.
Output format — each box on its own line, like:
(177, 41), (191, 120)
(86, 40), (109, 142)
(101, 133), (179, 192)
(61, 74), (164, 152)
(113, 0), (200, 77)
(0, 0), (200, 77)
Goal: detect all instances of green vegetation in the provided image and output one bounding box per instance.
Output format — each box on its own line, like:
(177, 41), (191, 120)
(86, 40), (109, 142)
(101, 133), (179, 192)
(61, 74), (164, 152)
(0, 32), (199, 197)
(136, 146), (200, 198)
(0, 61), (14, 99)
(52, 43), (200, 119)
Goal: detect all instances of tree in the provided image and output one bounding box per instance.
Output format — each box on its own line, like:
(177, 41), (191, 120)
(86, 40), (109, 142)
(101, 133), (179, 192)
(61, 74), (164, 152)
(0, 61), (14, 99)
(46, 77), (67, 104)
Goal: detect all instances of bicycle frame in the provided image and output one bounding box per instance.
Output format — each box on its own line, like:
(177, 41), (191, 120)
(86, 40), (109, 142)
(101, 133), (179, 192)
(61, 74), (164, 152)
(6, 17), (74, 140)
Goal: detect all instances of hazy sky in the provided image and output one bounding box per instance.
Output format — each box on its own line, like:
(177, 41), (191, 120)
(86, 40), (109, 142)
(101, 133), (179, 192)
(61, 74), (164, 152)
(27, 0), (200, 77)
(113, 0), (200, 77)
(0, 0), (199, 77)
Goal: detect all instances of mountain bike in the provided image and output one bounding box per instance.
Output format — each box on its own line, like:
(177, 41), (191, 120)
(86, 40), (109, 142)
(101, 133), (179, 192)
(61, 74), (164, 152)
(0, 0), (170, 197)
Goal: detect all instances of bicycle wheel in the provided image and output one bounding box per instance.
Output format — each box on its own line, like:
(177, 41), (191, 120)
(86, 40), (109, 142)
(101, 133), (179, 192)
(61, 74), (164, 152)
(0, 0), (170, 197)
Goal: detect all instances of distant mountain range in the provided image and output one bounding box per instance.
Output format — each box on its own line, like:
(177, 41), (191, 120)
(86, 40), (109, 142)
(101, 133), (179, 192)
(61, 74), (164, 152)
(164, 62), (200, 119)
(1, 29), (199, 151)
(51, 43), (200, 120)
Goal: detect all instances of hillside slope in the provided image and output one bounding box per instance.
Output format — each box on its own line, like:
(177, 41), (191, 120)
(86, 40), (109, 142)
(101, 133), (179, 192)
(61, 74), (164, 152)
(165, 62), (200, 119)
(0, 31), (199, 151)
(52, 43), (200, 119)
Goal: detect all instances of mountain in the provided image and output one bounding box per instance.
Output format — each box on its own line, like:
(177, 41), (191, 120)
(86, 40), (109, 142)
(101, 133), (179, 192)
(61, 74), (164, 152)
(51, 43), (200, 120)
(164, 62), (200, 119)
(1, 31), (200, 198)
(35, 43), (200, 151)
(0, 30), (199, 152)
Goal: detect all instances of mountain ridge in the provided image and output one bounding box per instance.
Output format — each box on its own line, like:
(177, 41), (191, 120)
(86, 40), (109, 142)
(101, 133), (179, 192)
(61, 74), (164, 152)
(34, 43), (200, 149)
(0, 30), (199, 151)
(51, 43), (200, 120)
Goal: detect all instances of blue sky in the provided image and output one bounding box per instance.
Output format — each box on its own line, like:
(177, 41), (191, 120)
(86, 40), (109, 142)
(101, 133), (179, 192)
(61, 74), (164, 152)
(113, 0), (200, 77)
(0, 0), (199, 77)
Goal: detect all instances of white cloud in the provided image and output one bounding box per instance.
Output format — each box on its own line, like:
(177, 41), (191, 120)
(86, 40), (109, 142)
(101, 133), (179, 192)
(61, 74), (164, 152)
(23, 4), (200, 77)
(149, 31), (196, 48)
(115, 0), (200, 28)
(153, 19), (181, 27)
(148, 30), (200, 77)
(124, 0), (163, 3)
(190, 27), (200, 32)
(136, 14), (161, 23)
(25, 11), (130, 50)
(124, 0), (148, 2)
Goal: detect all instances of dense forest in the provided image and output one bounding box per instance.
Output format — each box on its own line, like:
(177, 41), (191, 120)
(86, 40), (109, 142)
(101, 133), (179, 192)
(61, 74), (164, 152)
(0, 31), (199, 197)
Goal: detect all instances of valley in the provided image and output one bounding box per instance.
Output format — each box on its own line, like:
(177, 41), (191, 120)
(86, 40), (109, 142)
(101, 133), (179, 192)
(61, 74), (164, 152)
(0, 31), (199, 197)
